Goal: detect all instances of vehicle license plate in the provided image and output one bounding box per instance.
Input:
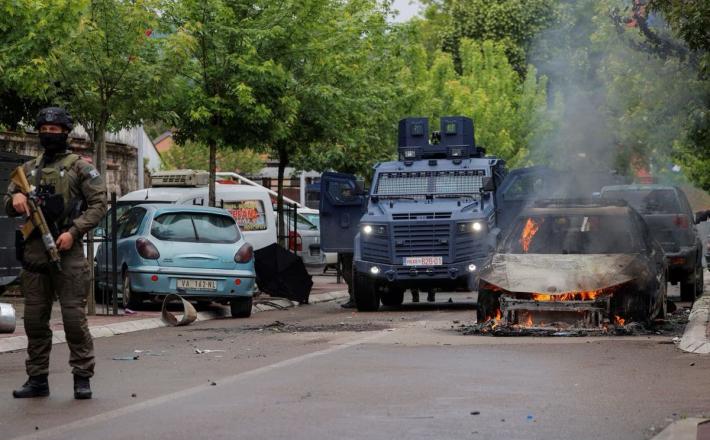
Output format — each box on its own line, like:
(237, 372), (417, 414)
(177, 279), (217, 291)
(404, 256), (443, 266)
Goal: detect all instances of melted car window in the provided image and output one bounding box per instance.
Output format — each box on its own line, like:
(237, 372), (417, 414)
(603, 189), (680, 214)
(151, 213), (240, 243)
(504, 214), (640, 254)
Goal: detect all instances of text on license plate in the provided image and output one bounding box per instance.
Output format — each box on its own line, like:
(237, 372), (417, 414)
(177, 279), (217, 291)
(404, 256), (443, 266)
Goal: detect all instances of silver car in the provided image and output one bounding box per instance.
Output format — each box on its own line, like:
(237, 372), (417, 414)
(285, 212), (326, 267)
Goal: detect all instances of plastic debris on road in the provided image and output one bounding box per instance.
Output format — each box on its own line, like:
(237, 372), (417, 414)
(161, 294), (198, 327)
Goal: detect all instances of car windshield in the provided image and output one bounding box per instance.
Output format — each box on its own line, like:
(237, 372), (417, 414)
(301, 213), (320, 228)
(603, 189), (680, 214)
(285, 213), (318, 230)
(374, 170), (486, 197)
(503, 214), (641, 254)
(151, 212), (240, 243)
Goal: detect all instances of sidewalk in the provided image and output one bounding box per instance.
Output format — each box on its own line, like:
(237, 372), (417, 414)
(679, 274), (710, 354)
(0, 274), (349, 353)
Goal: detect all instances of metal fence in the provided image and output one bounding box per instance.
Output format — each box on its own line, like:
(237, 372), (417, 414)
(86, 192), (119, 315)
(276, 201), (300, 253)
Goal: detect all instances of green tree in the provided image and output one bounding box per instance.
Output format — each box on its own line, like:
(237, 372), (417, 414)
(0, 0), (82, 129)
(161, 141), (263, 175)
(441, 0), (558, 74)
(160, 0), (279, 207)
(49, 0), (168, 178)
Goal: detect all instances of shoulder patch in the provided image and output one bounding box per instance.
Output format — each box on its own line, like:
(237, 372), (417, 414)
(81, 165), (101, 181)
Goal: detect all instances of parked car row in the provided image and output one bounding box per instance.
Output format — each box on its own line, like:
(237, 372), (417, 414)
(92, 170), (332, 317)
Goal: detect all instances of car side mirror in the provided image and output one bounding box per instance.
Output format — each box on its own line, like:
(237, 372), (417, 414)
(695, 210), (709, 224)
(481, 176), (495, 193)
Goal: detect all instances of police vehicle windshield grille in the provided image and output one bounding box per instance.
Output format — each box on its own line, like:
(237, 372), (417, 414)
(375, 170), (485, 196)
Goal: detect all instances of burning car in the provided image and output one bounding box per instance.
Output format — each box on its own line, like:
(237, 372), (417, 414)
(477, 199), (668, 329)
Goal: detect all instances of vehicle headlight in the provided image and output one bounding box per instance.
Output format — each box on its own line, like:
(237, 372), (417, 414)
(457, 222), (485, 233)
(362, 224), (386, 235)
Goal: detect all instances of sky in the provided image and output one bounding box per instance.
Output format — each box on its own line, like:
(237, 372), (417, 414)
(391, 0), (422, 22)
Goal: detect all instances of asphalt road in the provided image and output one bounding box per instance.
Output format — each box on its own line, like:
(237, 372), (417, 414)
(0, 288), (708, 440)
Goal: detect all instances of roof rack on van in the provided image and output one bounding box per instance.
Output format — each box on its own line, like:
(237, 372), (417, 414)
(151, 170), (209, 187)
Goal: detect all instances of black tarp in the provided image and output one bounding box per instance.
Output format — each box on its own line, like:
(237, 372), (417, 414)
(254, 244), (313, 304)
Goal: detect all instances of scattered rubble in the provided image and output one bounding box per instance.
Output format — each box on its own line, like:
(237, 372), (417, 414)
(459, 307), (690, 337)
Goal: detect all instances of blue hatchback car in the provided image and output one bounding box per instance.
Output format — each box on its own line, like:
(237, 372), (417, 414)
(96, 204), (256, 317)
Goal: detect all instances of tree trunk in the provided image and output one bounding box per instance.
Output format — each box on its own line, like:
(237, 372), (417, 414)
(93, 119), (108, 188)
(277, 145), (289, 247)
(208, 140), (217, 207)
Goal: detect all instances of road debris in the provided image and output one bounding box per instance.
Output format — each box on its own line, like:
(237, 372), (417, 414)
(459, 306), (689, 337)
(161, 293), (198, 327)
(113, 355), (140, 361)
(195, 349), (225, 354)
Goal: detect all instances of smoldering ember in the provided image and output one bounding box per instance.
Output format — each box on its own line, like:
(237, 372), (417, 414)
(0, 1), (708, 440)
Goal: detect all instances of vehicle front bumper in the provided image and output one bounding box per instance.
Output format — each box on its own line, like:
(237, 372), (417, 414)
(127, 265), (256, 298)
(355, 259), (478, 288)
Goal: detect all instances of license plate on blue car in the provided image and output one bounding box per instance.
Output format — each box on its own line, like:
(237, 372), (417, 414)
(177, 279), (217, 291)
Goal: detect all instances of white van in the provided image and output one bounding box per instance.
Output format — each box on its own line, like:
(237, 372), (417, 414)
(117, 172), (277, 250)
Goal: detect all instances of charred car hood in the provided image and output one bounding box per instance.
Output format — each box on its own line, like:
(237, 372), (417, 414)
(480, 254), (640, 294)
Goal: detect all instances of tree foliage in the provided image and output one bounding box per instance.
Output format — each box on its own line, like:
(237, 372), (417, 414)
(441, 0), (558, 74)
(0, 0), (81, 129)
(161, 141), (263, 176)
(48, 0), (168, 178)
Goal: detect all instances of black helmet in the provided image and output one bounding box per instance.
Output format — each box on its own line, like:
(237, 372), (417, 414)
(35, 107), (73, 131)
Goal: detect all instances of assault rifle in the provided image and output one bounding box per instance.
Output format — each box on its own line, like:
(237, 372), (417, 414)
(10, 166), (62, 271)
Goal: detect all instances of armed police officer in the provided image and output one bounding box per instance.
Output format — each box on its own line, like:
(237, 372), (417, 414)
(5, 107), (107, 400)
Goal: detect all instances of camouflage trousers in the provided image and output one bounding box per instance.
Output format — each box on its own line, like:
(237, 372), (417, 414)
(20, 247), (94, 378)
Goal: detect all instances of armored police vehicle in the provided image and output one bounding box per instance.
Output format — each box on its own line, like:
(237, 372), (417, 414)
(320, 116), (507, 311)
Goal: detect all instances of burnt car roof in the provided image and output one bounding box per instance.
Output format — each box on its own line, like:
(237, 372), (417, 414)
(520, 199), (633, 217)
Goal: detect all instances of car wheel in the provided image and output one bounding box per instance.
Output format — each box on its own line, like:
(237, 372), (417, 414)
(695, 263), (704, 298)
(230, 297), (253, 318)
(380, 286), (404, 307)
(476, 290), (501, 323)
(680, 266), (699, 302)
(354, 270), (380, 311)
(612, 292), (650, 324)
(122, 271), (143, 309)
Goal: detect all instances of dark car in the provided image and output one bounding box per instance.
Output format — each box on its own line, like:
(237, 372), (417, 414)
(601, 185), (704, 301)
(477, 199), (667, 327)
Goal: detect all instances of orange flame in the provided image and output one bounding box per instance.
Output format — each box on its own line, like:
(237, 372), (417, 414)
(519, 218), (541, 253)
(523, 313), (533, 327)
(531, 290), (602, 301)
(614, 315), (625, 326)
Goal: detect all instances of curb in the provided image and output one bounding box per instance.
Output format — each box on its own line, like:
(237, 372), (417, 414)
(679, 294), (710, 354)
(650, 417), (709, 440)
(0, 290), (349, 354)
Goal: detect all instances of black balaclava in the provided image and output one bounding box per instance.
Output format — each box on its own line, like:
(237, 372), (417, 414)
(39, 132), (69, 157)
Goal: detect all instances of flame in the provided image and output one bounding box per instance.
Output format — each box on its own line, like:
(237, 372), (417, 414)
(523, 313), (533, 327)
(614, 315), (625, 326)
(531, 290), (603, 301)
(487, 309), (503, 328)
(519, 218), (541, 253)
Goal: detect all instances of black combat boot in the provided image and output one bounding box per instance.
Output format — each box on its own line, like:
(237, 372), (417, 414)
(427, 290), (436, 303)
(12, 374), (49, 398)
(73, 375), (92, 400)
